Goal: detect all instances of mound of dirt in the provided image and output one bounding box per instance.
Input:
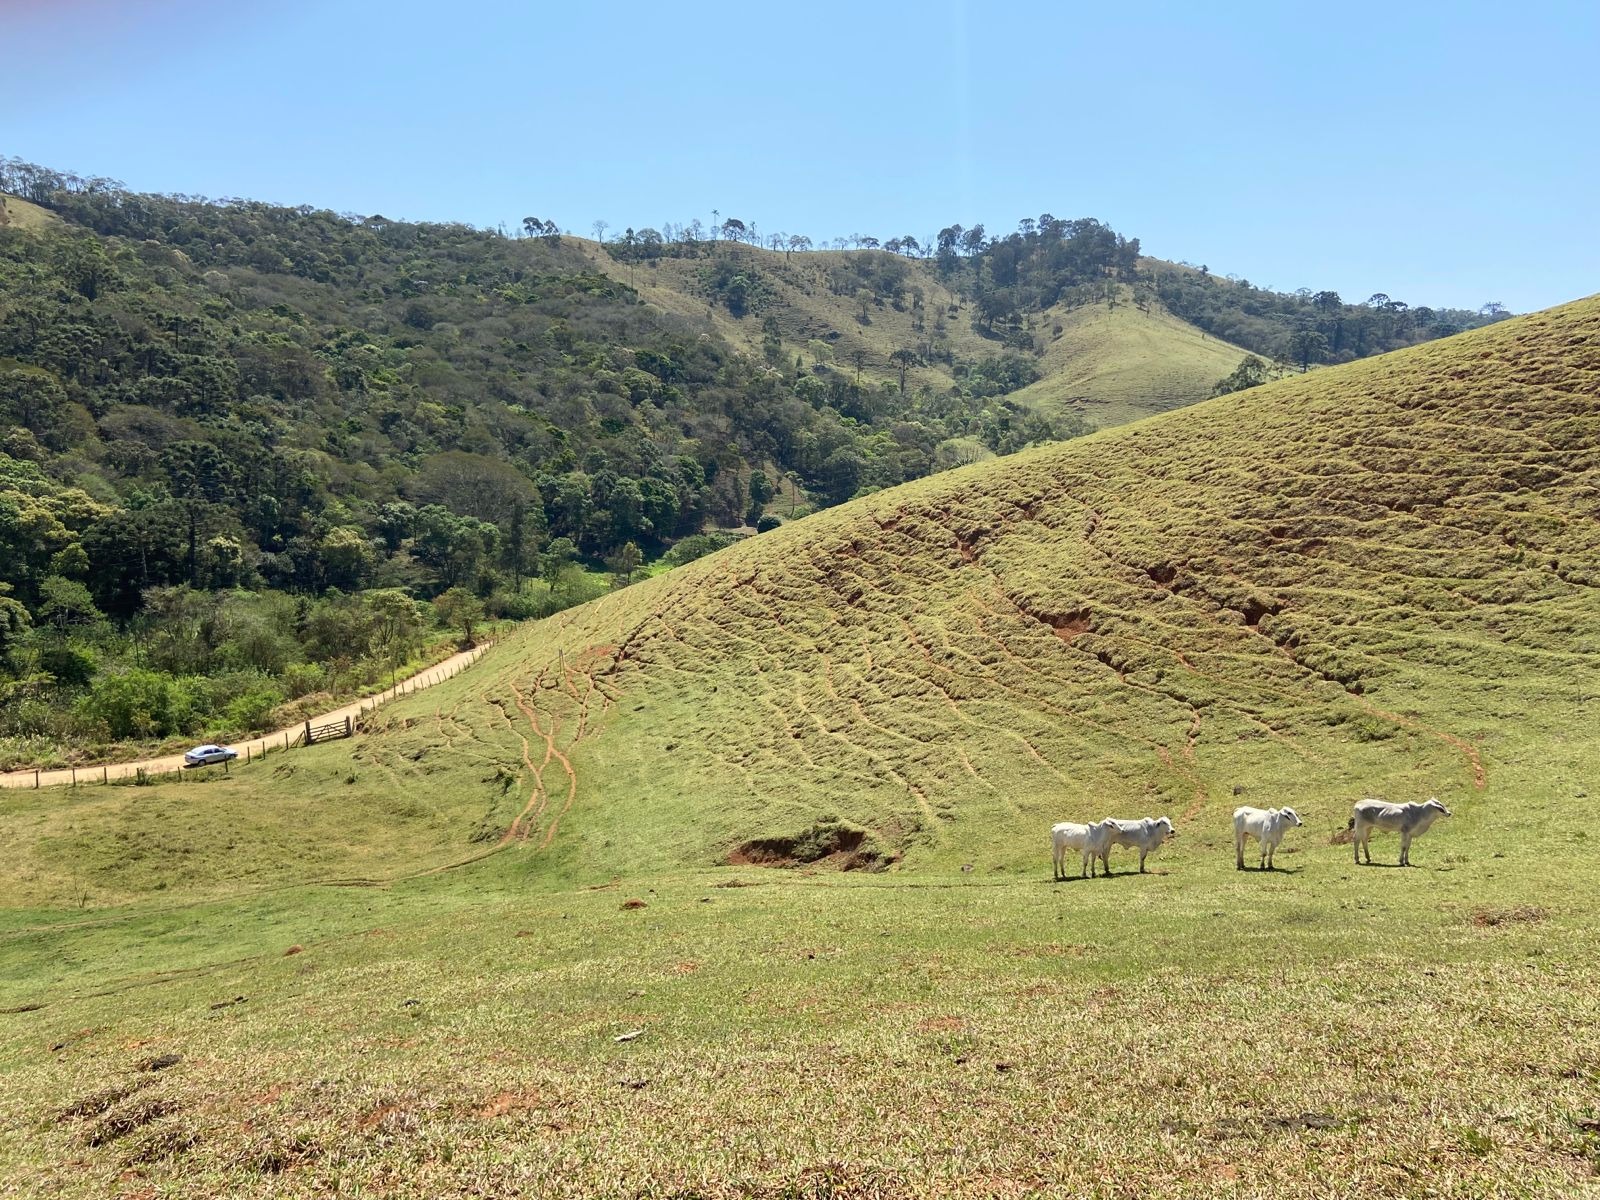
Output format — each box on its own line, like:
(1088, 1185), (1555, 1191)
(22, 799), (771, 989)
(729, 821), (894, 871)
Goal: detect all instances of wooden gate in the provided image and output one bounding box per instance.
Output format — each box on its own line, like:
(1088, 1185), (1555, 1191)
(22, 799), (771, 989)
(303, 715), (354, 745)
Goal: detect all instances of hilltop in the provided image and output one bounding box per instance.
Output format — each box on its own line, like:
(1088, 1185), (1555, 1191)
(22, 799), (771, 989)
(2, 297), (1598, 1197)
(567, 238), (1251, 428)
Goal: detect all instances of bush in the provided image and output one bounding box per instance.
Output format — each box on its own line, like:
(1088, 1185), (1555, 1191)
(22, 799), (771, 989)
(75, 669), (205, 739)
(487, 588), (543, 621)
(279, 661), (327, 699)
(0, 696), (56, 739)
(664, 532), (741, 566)
(755, 515), (782, 533)
(37, 640), (99, 687)
(220, 685), (286, 734)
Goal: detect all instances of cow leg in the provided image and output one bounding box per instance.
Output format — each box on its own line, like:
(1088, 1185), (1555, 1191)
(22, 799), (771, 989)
(1139, 849), (1148, 873)
(1236, 833), (1246, 870)
(1400, 832), (1411, 867)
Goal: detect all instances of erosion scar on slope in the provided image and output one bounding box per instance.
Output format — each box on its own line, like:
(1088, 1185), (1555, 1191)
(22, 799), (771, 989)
(509, 674), (580, 849)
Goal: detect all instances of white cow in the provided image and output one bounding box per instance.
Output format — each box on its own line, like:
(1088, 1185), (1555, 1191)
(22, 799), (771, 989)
(1051, 819), (1114, 880)
(1233, 805), (1303, 870)
(1102, 816), (1177, 874)
(1350, 797), (1452, 866)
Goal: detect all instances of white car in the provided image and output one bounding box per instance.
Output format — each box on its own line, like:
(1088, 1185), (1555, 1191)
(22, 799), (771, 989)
(183, 744), (238, 767)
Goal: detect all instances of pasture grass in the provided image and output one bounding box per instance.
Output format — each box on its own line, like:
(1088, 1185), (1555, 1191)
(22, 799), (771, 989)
(1007, 297), (1250, 425)
(0, 194), (61, 232)
(2, 297), (1599, 1196)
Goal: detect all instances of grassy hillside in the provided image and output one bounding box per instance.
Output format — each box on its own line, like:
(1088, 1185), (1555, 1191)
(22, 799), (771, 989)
(1007, 296), (1248, 425)
(0, 194), (60, 231)
(576, 237), (1258, 424)
(2, 298), (1598, 1196)
(278, 292), (1594, 881)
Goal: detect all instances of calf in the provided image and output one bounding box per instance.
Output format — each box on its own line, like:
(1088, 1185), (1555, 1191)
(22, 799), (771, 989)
(1051, 819), (1114, 880)
(1350, 797), (1452, 866)
(1102, 816), (1177, 874)
(1233, 805), (1303, 870)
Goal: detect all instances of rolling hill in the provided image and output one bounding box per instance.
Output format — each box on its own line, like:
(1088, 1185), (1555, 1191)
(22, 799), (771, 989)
(0, 193), (58, 231)
(330, 291), (1600, 879)
(570, 238), (1256, 426)
(2, 296), (1597, 1199)
(6, 294), (1596, 904)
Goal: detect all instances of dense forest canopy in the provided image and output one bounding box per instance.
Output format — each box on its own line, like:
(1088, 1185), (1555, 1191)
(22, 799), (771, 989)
(0, 156), (1509, 764)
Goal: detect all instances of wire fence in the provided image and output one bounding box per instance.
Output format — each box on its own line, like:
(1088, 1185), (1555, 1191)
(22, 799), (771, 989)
(1, 641), (494, 790)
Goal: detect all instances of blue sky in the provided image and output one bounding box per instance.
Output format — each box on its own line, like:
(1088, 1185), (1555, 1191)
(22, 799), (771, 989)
(4, 0), (1597, 312)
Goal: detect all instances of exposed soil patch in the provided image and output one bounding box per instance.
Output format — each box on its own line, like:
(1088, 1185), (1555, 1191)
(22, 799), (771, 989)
(729, 821), (895, 870)
(245, 1131), (322, 1174)
(1234, 596), (1282, 627)
(475, 1090), (546, 1119)
(1471, 905), (1547, 927)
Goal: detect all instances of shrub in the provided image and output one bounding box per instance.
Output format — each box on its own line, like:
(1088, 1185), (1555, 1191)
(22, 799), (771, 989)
(75, 670), (187, 739)
(220, 685), (286, 734)
(37, 640), (99, 687)
(487, 588), (542, 621)
(664, 532), (741, 566)
(755, 515), (782, 534)
(278, 661), (327, 699)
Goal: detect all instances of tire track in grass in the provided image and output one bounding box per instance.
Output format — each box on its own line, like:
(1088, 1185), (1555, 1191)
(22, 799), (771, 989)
(508, 675), (581, 850)
(488, 695), (547, 846)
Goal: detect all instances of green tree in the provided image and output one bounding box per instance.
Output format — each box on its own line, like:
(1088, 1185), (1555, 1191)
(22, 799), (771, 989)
(36, 576), (102, 633)
(0, 582), (30, 661)
(889, 349), (918, 394)
(1211, 355), (1273, 397)
(607, 541), (643, 587)
(541, 537), (579, 592)
(0, 369), (66, 438)
(1286, 327), (1330, 372)
(434, 586), (485, 646)
(319, 527), (373, 591)
(366, 589), (424, 685)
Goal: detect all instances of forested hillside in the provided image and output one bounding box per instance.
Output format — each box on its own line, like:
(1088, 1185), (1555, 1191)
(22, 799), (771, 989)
(0, 157), (1511, 765)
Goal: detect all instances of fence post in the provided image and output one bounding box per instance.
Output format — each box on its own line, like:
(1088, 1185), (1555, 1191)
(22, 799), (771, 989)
(345, 715), (352, 738)
(71, 766), (76, 787)
(284, 732), (289, 751)
(103, 766), (108, 784)
(304, 720), (312, 746)
(246, 745), (251, 764)
(35, 769), (39, 789)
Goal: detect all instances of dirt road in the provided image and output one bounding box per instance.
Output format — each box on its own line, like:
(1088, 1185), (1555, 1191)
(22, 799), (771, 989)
(0, 644), (492, 790)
